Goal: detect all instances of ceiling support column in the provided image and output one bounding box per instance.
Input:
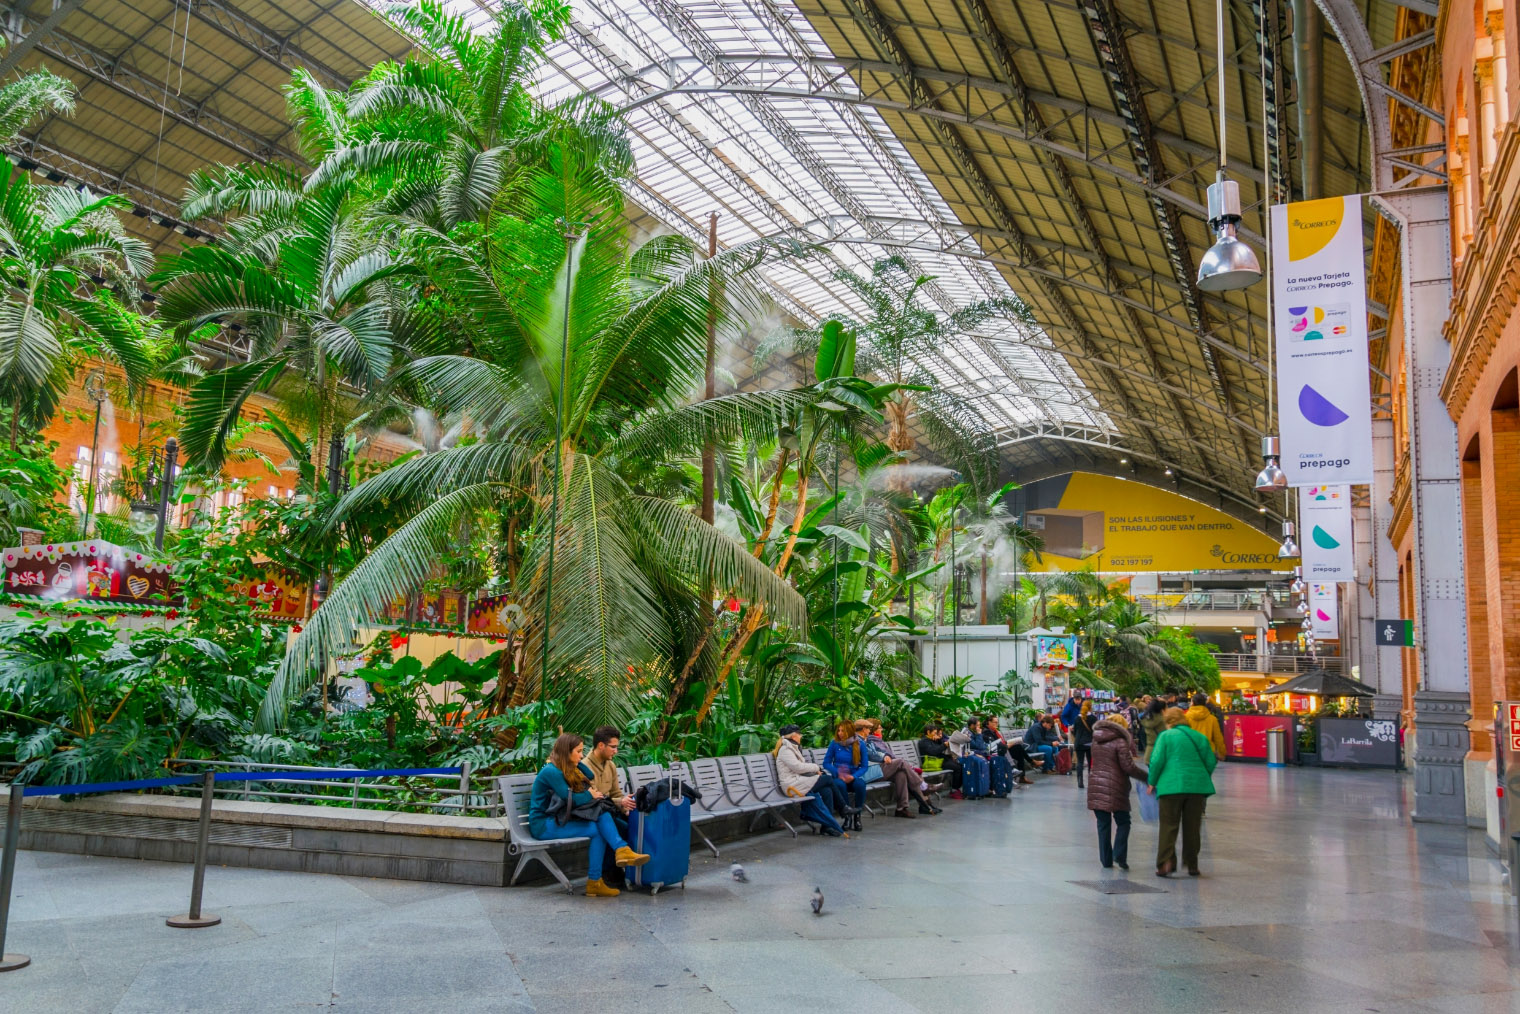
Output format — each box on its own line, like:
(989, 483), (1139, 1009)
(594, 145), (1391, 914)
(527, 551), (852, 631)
(1374, 188), (1471, 826)
(1355, 417), (1402, 724)
(1291, 0), (1324, 199)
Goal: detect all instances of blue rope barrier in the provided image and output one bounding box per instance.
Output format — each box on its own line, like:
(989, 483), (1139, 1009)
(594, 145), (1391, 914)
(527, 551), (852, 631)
(18, 766), (464, 798)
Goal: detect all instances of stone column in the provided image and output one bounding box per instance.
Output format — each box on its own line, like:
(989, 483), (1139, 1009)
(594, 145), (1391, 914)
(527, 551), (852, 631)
(1374, 189), (1472, 825)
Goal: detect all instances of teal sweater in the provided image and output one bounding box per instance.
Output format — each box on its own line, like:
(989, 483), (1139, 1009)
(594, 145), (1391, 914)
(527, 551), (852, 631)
(529, 763), (594, 838)
(1146, 726), (1218, 797)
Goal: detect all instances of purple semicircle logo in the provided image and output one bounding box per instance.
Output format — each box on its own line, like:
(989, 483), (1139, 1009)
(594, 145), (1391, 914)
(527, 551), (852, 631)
(1299, 385), (1350, 426)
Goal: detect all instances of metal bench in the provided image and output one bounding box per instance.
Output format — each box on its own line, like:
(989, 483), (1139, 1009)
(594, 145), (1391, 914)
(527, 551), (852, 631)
(742, 753), (809, 837)
(498, 773), (586, 893)
(660, 761), (723, 857)
(893, 739), (952, 789)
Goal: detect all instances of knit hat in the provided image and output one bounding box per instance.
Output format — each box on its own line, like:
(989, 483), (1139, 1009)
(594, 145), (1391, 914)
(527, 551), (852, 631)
(779, 723), (802, 736)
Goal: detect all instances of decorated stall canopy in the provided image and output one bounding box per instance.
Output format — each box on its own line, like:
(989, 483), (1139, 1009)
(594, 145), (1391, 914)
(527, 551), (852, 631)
(1020, 472), (1293, 572)
(467, 592), (528, 638)
(245, 572), (309, 621)
(3, 540), (178, 606)
(1033, 633), (1079, 669)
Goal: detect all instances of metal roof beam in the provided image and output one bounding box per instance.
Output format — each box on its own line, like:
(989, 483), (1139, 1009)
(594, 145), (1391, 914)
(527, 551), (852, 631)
(189, 0), (354, 91)
(0, 0), (84, 77)
(0, 6), (303, 165)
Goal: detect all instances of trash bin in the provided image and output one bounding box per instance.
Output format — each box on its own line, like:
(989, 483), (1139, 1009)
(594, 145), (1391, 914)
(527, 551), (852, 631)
(1266, 727), (1286, 768)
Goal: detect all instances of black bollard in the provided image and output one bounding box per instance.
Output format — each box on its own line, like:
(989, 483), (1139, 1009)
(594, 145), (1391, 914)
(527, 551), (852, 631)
(167, 772), (221, 928)
(0, 782), (30, 971)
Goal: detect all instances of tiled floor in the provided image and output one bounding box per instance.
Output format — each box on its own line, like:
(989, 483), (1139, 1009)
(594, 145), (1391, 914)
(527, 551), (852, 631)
(4, 764), (1519, 1012)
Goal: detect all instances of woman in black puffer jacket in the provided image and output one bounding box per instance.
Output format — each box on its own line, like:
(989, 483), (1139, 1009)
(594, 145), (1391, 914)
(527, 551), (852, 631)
(1086, 714), (1148, 870)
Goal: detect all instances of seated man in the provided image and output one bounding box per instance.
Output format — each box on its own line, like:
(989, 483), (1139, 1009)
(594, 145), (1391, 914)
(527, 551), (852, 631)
(947, 718), (991, 798)
(858, 719), (940, 815)
(983, 715), (1032, 788)
(917, 724), (965, 797)
(584, 725), (638, 886)
(1023, 714), (1061, 772)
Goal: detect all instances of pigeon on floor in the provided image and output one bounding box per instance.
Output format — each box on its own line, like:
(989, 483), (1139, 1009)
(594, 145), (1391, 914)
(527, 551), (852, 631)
(811, 887), (824, 916)
(730, 862), (748, 883)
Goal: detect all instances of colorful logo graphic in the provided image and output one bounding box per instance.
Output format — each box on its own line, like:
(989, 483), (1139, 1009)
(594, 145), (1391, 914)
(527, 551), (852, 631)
(1311, 525), (1341, 549)
(1299, 385), (1350, 426)
(1286, 197), (1346, 261)
(1307, 486), (1341, 500)
(1315, 608), (1333, 622)
(1285, 303), (1352, 342)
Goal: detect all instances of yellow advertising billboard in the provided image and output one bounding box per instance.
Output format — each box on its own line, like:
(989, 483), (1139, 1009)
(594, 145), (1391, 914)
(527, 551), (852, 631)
(1024, 472), (1295, 572)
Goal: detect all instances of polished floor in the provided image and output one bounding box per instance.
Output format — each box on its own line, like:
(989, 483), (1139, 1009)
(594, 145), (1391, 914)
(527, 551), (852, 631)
(3, 764), (1518, 1012)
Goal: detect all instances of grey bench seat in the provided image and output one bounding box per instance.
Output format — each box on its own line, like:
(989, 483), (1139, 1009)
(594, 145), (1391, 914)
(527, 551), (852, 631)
(498, 773), (586, 893)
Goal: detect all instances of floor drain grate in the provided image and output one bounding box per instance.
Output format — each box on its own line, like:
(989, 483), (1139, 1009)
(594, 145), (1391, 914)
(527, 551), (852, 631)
(1068, 879), (1167, 895)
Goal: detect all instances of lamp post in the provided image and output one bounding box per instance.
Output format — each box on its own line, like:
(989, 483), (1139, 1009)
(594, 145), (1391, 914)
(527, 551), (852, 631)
(155, 438), (177, 550)
(127, 440), (180, 551)
(80, 370), (108, 538)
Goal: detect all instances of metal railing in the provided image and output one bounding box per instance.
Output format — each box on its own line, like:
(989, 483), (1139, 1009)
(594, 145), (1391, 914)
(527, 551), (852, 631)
(1213, 653), (1346, 675)
(165, 760), (504, 818)
(1138, 590), (1288, 613)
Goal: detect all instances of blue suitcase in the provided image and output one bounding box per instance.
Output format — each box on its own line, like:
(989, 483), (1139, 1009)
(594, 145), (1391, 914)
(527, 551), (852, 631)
(960, 754), (990, 798)
(989, 755), (1015, 796)
(625, 792), (691, 894)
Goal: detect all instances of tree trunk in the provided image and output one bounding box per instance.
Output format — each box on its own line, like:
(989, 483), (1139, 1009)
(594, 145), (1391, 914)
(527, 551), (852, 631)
(693, 470), (811, 727)
(8, 401), (18, 452)
(979, 550), (989, 624)
(883, 397), (914, 491)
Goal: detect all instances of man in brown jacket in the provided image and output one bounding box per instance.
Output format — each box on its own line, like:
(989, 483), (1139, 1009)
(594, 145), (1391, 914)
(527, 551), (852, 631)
(585, 726), (637, 814)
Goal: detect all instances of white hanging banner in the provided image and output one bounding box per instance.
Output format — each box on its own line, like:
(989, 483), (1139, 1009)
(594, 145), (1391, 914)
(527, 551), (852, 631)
(1272, 196), (1374, 486)
(1298, 484), (1354, 582)
(1310, 581), (1340, 640)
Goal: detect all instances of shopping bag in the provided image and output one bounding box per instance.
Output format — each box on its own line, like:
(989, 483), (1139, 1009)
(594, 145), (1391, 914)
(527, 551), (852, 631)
(922, 757), (944, 772)
(1134, 778), (1158, 822)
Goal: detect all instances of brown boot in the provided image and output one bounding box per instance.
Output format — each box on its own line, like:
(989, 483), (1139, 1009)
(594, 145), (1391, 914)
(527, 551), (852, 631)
(614, 846), (650, 867)
(894, 807), (916, 818)
(585, 878), (620, 898)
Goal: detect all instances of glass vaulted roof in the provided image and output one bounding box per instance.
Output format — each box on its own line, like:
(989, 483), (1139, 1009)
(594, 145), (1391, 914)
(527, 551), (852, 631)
(437, 0), (1113, 445)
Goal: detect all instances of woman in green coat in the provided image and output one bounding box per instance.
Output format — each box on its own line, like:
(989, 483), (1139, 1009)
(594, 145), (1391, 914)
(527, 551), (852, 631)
(1146, 708), (1218, 877)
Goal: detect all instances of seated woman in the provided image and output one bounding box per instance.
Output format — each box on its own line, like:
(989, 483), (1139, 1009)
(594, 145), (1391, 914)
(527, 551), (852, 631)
(774, 724), (852, 836)
(858, 719), (941, 816)
(822, 719), (870, 830)
(529, 733), (649, 898)
(917, 724), (964, 794)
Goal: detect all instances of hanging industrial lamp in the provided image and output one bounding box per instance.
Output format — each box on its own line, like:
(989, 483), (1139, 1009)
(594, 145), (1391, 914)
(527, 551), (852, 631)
(1197, 0), (1262, 291)
(1278, 520), (1298, 559)
(1290, 566), (1306, 596)
(1255, 436), (1288, 492)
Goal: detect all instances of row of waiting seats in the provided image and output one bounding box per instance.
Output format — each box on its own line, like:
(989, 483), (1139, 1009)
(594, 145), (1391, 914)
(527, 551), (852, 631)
(498, 739), (952, 892)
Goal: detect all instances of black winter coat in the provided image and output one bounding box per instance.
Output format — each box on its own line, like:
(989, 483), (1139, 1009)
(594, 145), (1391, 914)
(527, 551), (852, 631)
(1085, 719), (1147, 812)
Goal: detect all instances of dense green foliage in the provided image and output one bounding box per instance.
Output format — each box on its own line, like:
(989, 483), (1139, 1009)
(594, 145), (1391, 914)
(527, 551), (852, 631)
(0, 1), (1229, 789)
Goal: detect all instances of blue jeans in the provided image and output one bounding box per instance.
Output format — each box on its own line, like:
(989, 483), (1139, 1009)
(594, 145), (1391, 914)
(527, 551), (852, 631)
(538, 812), (627, 875)
(813, 769), (851, 815)
(1031, 744), (1055, 771)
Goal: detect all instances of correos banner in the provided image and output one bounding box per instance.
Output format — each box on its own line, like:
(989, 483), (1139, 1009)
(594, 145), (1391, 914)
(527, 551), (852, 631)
(1270, 196), (1374, 486)
(1023, 472), (1293, 572)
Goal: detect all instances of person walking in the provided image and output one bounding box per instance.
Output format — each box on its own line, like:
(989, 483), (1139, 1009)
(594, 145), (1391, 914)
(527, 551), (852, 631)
(1139, 698), (1167, 762)
(1184, 692), (1227, 759)
(1071, 699), (1097, 788)
(1086, 713), (1147, 870)
(1147, 708), (1218, 877)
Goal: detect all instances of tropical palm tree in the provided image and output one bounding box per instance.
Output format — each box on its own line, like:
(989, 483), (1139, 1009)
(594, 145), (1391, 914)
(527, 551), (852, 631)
(763, 255), (1030, 492)
(0, 45), (75, 144)
(153, 163), (416, 473)
(0, 160), (154, 448)
(306, 0), (619, 235)
(256, 179), (810, 733)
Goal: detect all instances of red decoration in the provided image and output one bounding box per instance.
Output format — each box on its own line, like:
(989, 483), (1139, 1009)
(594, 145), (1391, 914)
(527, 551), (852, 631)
(166, 608), (179, 620)
(292, 624), (303, 633)
(725, 595), (740, 613)
(389, 634), (409, 649)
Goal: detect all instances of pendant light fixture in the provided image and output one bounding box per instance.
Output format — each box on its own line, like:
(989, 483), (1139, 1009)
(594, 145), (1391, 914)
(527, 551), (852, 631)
(1197, 0), (1263, 291)
(1255, 436), (1288, 492)
(1290, 566), (1306, 596)
(1278, 520), (1298, 559)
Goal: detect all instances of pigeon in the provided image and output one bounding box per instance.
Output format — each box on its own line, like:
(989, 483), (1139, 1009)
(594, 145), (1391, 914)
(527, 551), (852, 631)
(730, 862), (748, 883)
(810, 887), (824, 916)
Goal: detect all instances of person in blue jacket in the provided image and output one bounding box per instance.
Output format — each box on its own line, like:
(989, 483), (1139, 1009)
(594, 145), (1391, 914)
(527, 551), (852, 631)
(1060, 693), (1082, 732)
(823, 719), (870, 829)
(529, 732), (649, 898)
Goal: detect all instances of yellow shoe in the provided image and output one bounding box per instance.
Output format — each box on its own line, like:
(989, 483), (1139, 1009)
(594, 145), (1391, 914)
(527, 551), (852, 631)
(585, 878), (620, 898)
(614, 846), (650, 867)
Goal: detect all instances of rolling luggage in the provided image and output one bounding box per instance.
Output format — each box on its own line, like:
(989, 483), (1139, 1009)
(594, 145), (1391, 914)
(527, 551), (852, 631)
(1054, 745), (1073, 775)
(989, 755), (1015, 796)
(625, 781), (691, 894)
(960, 754), (990, 798)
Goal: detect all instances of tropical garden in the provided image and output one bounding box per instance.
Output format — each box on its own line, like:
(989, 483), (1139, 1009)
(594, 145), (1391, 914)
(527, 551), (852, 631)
(0, 3), (1219, 787)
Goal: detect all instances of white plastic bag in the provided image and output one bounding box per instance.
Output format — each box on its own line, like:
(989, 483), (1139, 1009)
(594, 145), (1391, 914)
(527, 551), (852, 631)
(1134, 778), (1158, 822)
